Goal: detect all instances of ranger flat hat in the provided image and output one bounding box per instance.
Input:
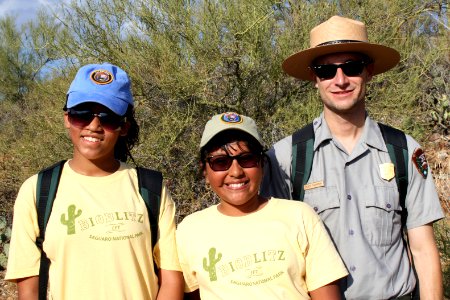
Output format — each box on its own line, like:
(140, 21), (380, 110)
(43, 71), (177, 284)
(282, 15), (400, 81)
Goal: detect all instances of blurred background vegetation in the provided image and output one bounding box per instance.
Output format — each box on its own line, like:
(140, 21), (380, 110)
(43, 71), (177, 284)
(0, 0), (448, 297)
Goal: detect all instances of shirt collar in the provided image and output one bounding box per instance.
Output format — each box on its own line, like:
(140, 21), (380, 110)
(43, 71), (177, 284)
(312, 112), (332, 151)
(313, 112), (388, 152)
(364, 117), (388, 152)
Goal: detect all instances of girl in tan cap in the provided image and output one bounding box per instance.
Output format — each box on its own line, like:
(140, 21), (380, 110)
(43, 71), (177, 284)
(177, 112), (348, 299)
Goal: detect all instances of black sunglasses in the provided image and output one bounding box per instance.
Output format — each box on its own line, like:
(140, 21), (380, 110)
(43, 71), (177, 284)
(67, 109), (126, 131)
(310, 60), (371, 80)
(206, 152), (262, 172)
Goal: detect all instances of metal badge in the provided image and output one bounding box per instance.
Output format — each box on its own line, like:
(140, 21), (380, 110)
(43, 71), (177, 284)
(379, 163), (395, 181)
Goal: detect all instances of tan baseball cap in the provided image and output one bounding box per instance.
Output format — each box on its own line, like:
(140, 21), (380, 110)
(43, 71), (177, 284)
(200, 112), (262, 148)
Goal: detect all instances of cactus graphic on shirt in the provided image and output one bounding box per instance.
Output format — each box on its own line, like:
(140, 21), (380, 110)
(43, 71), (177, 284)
(203, 247), (222, 281)
(60, 204), (82, 235)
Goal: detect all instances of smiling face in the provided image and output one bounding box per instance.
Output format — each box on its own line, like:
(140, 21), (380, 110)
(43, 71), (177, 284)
(313, 52), (374, 116)
(203, 139), (264, 216)
(64, 102), (129, 169)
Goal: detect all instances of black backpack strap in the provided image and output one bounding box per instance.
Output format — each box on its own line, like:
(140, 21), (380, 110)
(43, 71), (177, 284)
(378, 123), (408, 227)
(36, 160), (66, 300)
(136, 167), (163, 275)
(291, 123), (315, 201)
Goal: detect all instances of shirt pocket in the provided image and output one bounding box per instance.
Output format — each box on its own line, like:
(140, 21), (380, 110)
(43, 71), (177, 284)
(304, 187), (340, 229)
(363, 186), (402, 246)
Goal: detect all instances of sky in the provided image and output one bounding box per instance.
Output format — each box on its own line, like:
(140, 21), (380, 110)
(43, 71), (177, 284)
(0, 0), (62, 27)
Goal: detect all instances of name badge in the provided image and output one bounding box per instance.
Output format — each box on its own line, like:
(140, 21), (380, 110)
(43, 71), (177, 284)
(304, 181), (324, 190)
(379, 163), (395, 181)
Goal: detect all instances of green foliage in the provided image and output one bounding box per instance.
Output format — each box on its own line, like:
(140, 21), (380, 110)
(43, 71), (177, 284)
(0, 17), (35, 102)
(0, 215), (11, 270)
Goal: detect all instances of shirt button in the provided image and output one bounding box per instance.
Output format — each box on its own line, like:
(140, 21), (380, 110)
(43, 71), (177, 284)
(350, 266), (356, 272)
(313, 206), (319, 212)
(349, 229), (354, 235)
(313, 120), (318, 125)
(386, 203), (391, 209)
(347, 195), (352, 200)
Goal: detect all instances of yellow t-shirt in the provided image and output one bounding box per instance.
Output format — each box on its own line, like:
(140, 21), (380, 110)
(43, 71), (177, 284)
(6, 161), (180, 300)
(177, 198), (348, 300)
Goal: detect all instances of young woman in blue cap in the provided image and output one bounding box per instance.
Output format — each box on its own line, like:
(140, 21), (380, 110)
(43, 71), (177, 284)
(5, 63), (183, 300)
(176, 112), (348, 300)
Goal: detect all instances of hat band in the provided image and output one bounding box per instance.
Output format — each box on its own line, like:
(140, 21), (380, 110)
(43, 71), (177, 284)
(316, 40), (364, 47)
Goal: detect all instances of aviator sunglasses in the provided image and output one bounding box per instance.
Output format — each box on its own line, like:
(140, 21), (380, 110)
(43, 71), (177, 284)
(206, 152), (262, 172)
(310, 60), (371, 80)
(67, 108), (126, 131)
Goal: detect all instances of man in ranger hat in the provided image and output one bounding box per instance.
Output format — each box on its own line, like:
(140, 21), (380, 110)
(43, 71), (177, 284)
(261, 16), (444, 299)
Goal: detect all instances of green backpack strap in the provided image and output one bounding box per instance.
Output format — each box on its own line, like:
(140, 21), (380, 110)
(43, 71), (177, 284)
(36, 160), (66, 300)
(136, 167), (163, 275)
(291, 123), (315, 201)
(378, 123), (408, 227)
(378, 124), (415, 297)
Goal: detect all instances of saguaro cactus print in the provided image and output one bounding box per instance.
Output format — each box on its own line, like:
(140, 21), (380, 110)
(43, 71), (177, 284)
(60, 204), (82, 235)
(203, 247), (222, 281)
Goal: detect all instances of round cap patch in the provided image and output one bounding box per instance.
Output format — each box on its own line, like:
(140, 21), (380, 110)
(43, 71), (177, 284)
(90, 69), (113, 85)
(220, 112), (243, 124)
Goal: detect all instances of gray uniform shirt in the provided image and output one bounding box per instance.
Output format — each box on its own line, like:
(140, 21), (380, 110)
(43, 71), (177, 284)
(261, 113), (444, 300)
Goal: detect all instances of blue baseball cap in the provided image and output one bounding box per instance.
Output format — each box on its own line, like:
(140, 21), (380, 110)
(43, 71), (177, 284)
(66, 63), (134, 116)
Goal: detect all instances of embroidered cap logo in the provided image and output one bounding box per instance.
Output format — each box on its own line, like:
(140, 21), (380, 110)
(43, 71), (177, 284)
(90, 69), (114, 85)
(220, 112), (243, 124)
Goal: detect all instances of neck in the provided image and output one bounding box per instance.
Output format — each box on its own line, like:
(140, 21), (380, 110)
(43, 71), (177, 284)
(323, 109), (366, 154)
(218, 195), (268, 217)
(69, 156), (120, 176)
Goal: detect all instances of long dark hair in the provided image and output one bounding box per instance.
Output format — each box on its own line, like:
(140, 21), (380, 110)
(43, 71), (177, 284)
(115, 105), (139, 163)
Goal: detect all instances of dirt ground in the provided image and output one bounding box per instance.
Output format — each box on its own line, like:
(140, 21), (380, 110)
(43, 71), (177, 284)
(0, 271), (16, 300)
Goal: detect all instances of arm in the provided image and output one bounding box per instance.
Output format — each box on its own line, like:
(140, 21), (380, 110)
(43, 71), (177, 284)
(183, 289), (200, 300)
(154, 185), (183, 300)
(309, 280), (341, 300)
(17, 276), (39, 300)
(407, 223), (443, 300)
(156, 269), (184, 300)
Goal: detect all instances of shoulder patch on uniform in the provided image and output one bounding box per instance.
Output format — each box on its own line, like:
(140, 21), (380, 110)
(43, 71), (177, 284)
(412, 148), (428, 179)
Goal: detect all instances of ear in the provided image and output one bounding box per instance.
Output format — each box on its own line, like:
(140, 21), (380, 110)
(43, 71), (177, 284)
(366, 63), (375, 81)
(314, 80), (319, 88)
(202, 165), (210, 184)
(64, 113), (71, 129)
(308, 69), (319, 87)
(119, 121), (131, 137)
